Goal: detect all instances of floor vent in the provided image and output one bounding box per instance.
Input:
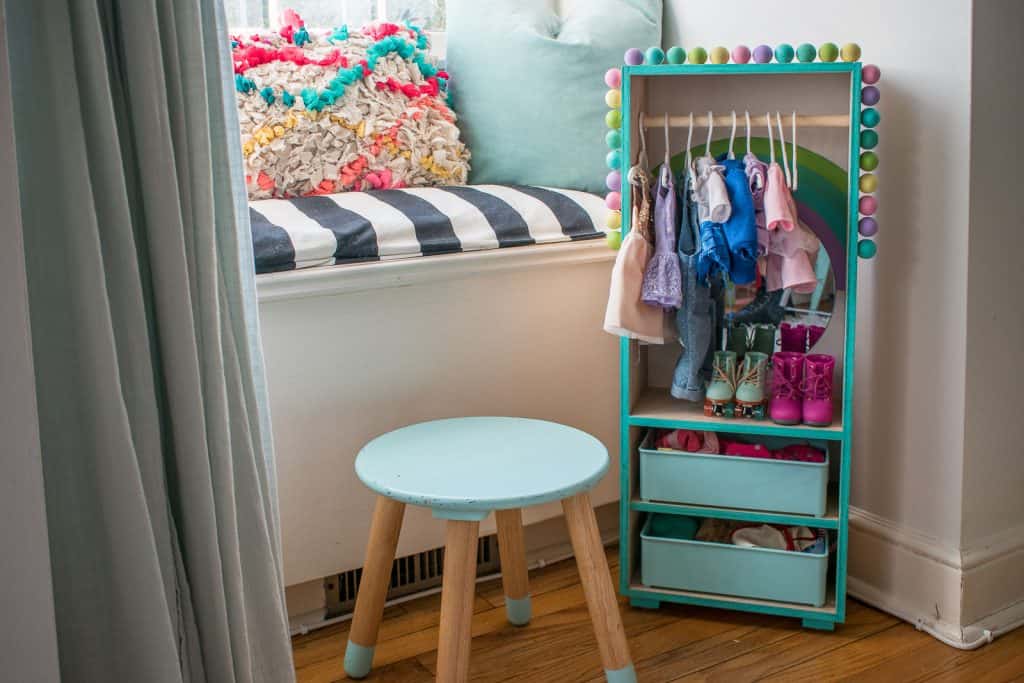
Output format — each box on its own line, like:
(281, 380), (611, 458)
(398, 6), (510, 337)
(325, 534), (501, 618)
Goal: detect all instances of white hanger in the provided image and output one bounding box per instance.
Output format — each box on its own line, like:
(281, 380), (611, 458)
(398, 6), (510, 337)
(792, 110), (799, 191)
(661, 112), (672, 183)
(745, 110), (752, 156)
(685, 112), (695, 171)
(637, 110), (650, 172)
(766, 112), (775, 165)
(728, 110), (737, 159)
(776, 111), (792, 189)
(705, 110), (714, 158)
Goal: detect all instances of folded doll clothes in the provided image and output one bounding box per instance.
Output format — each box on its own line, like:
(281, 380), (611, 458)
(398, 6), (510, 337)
(641, 165), (683, 309)
(603, 175), (664, 343)
(763, 163), (820, 293)
(655, 429), (720, 454)
(695, 519), (826, 554)
(692, 157), (732, 283)
(716, 155), (759, 285)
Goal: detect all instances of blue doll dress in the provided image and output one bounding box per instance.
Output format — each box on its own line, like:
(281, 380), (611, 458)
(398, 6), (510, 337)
(717, 155), (759, 285)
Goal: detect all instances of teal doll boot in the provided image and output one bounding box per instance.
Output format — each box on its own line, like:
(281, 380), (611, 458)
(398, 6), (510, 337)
(735, 351), (769, 419)
(725, 324), (750, 361)
(704, 351), (738, 418)
(750, 324), (777, 356)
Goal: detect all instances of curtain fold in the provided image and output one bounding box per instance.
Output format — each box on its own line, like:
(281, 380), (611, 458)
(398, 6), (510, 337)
(5, 0), (294, 681)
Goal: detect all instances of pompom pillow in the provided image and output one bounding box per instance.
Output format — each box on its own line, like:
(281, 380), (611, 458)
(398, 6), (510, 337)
(447, 0), (661, 194)
(233, 10), (470, 199)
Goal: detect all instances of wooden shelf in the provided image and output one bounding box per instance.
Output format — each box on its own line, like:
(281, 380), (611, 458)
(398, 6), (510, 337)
(630, 484), (840, 530)
(628, 388), (846, 441)
(628, 575), (839, 619)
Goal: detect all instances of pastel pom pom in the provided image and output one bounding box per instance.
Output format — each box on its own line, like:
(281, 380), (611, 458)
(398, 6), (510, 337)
(818, 42), (839, 62)
(605, 89), (622, 109)
(862, 64), (881, 84)
(861, 107), (880, 128)
(689, 46), (708, 64)
(606, 192), (621, 211)
(862, 86), (880, 106)
(606, 170), (622, 191)
(606, 149), (622, 170)
(859, 217), (879, 237)
(606, 230), (622, 250)
(753, 44), (773, 63)
(775, 43), (795, 63)
(624, 48), (644, 65)
(859, 195), (878, 216)
(858, 239), (877, 259)
(860, 129), (878, 149)
(796, 43), (816, 62)
(645, 46), (665, 65)
(604, 68), (621, 89)
(606, 129), (622, 149)
(606, 109), (622, 129)
(859, 173), (878, 193)
(606, 210), (622, 230)
(731, 45), (751, 64)
(710, 46), (729, 64)
(860, 151), (879, 171)
(841, 43), (862, 62)
(666, 46), (686, 64)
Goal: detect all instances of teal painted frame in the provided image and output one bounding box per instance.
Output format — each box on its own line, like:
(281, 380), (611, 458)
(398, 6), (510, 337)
(617, 62), (863, 629)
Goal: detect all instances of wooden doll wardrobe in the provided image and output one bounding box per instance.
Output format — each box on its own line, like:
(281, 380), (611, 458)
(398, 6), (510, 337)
(603, 44), (880, 630)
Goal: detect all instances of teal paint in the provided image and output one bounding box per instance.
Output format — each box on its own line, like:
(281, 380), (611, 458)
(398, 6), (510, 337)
(605, 664), (639, 683)
(504, 596), (532, 626)
(343, 640), (375, 679)
(617, 61), (864, 630)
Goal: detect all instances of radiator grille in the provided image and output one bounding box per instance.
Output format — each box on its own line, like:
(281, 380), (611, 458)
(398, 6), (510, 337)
(324, 534), (501, 617)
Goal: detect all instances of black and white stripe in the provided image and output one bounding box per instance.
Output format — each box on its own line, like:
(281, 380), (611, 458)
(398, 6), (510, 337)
(249, 185), (606, 274)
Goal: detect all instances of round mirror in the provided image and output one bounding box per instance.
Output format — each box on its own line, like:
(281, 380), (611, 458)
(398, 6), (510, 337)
(724, 230), (835, 354)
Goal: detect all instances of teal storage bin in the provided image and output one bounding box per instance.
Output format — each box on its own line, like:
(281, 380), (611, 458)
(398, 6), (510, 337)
(640, 516), (830, 606)
(639, 433), (829, 516)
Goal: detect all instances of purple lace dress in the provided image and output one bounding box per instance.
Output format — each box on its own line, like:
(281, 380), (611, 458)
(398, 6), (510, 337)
(642, 166), (683, 309)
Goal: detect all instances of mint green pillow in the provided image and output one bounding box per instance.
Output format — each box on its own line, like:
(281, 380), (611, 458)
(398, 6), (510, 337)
(447, 1), (662, 193)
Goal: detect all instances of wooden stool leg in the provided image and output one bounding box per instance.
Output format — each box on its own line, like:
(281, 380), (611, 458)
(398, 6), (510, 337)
(495, 508), (531, 626)
(344, 496), (405, 679)
(562, 493), (636, 683)
(436, 519), (479, 683)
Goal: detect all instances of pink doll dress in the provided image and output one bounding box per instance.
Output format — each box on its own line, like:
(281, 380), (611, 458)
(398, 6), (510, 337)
(604, 180), (663, 343)
(763, 163), (819, 293)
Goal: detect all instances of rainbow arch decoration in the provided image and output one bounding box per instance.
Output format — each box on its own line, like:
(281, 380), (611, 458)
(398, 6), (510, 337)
(664, 138), (850, 287)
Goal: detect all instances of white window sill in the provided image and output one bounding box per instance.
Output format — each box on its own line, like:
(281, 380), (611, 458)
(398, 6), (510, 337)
(255, 239), (615, 303)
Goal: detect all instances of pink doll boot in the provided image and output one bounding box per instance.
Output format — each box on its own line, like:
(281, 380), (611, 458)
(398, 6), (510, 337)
(769, 352), (804, 425)
(802, 354), (836, 426)
(779, 323), (807, 353)
(807, 324), (826, 349)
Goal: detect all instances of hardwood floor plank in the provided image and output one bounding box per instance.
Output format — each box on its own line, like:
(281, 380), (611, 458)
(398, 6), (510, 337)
(292, 547), (1024, 683)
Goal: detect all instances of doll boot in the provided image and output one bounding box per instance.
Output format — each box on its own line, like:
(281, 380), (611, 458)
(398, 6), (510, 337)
(780, 323), (808, 353)
(704, 351), (737, 418)
(726, 323), (750, 360)
(807, 324), (826, 349)
(802, 354), (836, 426)
(735, 352), (769, 419)
(729, 285), (785, 326)
(750, 324), (777, 356)
(769, 352), (804, 425)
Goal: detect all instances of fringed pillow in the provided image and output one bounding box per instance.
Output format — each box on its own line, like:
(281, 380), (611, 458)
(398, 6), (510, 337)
(233, 10), (470, 199)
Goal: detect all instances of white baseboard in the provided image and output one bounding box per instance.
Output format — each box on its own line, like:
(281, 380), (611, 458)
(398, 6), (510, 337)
(848, 506), (1024, 648)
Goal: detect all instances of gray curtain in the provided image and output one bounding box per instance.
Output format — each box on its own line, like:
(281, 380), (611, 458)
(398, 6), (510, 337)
(5, 1), (295, 681)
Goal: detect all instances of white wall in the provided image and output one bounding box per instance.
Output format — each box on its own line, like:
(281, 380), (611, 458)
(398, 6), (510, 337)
(0, 6), (61, 680)
(961, 0), (1024, 626)
(260, 244), (619, 586)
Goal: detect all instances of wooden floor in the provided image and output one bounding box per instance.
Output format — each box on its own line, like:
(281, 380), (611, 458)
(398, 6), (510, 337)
(293, 547), (1024, 682)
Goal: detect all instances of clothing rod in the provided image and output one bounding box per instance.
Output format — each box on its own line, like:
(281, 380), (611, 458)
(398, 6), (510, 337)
(640, 114), (848, 128)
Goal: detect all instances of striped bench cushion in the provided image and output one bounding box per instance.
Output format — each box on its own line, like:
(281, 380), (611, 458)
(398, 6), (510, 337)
(249, 185), (605, 274)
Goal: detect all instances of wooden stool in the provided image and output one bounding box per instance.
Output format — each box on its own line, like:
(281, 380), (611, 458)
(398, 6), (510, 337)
(343, 417), (636, 682)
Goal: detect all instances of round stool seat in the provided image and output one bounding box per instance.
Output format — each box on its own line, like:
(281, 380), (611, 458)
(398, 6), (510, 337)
(356, 417), (609, 520)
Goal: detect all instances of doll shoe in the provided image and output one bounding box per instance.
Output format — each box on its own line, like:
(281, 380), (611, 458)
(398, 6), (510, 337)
(734, 352), (769, 419)
(704, 351), (737, 418)
(802, 354), (836, 426)
(769, 352), (804, 425)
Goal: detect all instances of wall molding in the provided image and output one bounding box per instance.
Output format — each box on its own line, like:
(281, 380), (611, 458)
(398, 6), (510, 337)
(257, 240), (615, 302)
(848, 506), (1024, 648)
